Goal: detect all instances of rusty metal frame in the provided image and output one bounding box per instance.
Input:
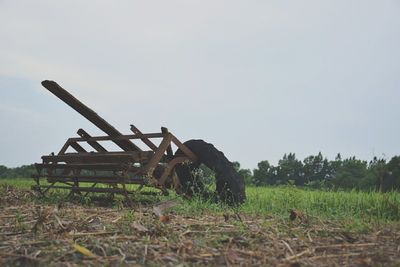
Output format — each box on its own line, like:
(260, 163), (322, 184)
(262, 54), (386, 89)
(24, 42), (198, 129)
(34, 129), (197, 197)
(32, 80), (198, 199)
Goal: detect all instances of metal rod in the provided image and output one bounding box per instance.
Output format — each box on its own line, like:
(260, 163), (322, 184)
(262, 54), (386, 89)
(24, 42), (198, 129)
(69, 142), (87, 153)
(35, 163), (132, 171)
(161, 127), (174, 158)
(77, 128), (108, 152)
(130, 124), (158, 151)
(36, 185), (160, 195)
(68, 133), (164, 143)
(41, 151), (154, 164)
(41, 80), (140, 152)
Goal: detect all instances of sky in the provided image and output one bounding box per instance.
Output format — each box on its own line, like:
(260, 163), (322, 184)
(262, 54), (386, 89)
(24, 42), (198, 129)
(0, 0), (399, 169)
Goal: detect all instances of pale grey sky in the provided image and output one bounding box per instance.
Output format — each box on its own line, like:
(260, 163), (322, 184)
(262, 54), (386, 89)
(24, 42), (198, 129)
(0, 1), (399, 169)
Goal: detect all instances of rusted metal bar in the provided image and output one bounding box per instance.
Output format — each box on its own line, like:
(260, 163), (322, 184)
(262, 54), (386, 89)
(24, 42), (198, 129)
(144, 133), (174, 174)
(35, 186), (131, 194)
(42, 182), (56, 195)
(158, 156), (188, 186)
(69, 142), (87, 153)
(32, 172), (142, 181)
(34, 80), (207, 199)
(35, 163), (132, 171)
(77, 129), (107, 152)
(130, 125), (158, 151)
(42, 151), (154, 164)
(83, 183), (98, 197)
(58, 140), (72, 155)
(171, 136), (198, 162)
(43, 174), (122, 180)
(45, 176), (144, 184)
(69, 133), (164, 143)
(41, 80), (140, 152)
(161, 127), (174, 158)
(36, 185), (159, 195)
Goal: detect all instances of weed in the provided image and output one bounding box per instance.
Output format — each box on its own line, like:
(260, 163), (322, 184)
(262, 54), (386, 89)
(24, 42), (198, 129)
(1, 178), (400, 222)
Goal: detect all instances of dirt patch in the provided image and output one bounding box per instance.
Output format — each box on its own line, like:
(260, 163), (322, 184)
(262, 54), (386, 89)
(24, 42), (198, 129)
(0, 186), (399, 266)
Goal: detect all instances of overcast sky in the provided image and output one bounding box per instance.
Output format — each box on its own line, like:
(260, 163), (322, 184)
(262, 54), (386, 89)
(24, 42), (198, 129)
(1, 1), (399, 169)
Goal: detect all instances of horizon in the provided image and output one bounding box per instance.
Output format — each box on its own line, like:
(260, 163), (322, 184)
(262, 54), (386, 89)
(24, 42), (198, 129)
(0, 148), (393, 170)
(1, 1), (399, 169)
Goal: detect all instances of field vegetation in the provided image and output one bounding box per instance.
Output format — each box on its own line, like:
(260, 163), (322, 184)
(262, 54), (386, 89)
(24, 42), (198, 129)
(2, 152), (400, 192)
(0, 177), (399, 266)
(2, 178), (400, 223)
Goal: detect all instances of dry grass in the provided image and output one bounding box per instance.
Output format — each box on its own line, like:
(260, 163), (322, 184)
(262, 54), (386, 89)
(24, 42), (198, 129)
(1, 185), (400, 266)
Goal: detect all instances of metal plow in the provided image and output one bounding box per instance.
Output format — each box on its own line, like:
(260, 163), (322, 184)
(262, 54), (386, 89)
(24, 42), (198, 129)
(32, 81), (246, 205)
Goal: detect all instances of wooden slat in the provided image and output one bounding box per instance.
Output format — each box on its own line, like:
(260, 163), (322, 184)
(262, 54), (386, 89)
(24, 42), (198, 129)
(144, 133), (174, 174)
(58, 141), (71, 155)
(35, 163), (132, 171)
(68, 133), (164, 143)
(42, 80), (141, 152)
(44, 176), (144, 184)
(130, 125), (158, 151)
(42, 151), (154, 164)
(36, 185), (128, 193)
(70, 142), (87, 153)
(161, 127), (174, 158)
(77, 129), (108, 152)
(171, 136), (198, 162)
(36, 185), (158, 194)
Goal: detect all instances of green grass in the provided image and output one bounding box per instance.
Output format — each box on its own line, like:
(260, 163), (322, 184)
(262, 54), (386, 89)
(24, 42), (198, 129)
(1, 178), (399, 223)
(0, 177), (36, 188)
(243, 186), (400, 221)
(176, 186), (400, 223)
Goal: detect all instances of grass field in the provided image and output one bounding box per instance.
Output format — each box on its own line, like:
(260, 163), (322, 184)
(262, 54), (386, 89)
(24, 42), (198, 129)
(2, 178), (399, 222)
(1, 178), (399, 266)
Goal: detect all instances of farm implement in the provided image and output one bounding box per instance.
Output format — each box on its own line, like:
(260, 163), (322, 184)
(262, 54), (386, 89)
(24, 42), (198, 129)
(32, 81), (245, 205)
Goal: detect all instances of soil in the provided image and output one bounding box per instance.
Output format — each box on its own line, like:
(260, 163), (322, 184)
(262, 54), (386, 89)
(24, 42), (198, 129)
(0, 186), (399, 267)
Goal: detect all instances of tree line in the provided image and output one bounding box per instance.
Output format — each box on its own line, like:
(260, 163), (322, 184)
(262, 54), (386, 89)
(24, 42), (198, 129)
(234, 153), (400, 191)
(2, 153), (400, 192)
(0, 165), (36, 179)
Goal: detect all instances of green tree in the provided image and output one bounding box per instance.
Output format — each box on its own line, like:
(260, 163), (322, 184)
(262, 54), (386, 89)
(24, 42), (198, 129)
(276, 153), (304, 185)
(383, 156), (400, 191)
(331, 157), (368, 189)
(0, 165), (9, 178)
(253, 160), (276, 186)
(330, 153), (343, 172)
(303, 152), (332, 184)
(365, 157), (387, 191)
(0, 165), (36, 179)
(232, 161), (253, 185)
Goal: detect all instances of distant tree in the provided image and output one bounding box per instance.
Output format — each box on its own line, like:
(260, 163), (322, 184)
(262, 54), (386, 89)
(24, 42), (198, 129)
(253, 160), (276, 186)
(383, 156), (400, 191)
(276, 153), (304, 185)
(222, 153), (400, 192)
(232, 161), (253, 185)
(365, 157), (387, 191)
(329, 153), (342, 172)
(0, 165), (8, 178)
(303, 152), (332, 184)
(0, 164), (36, 179)
(331, 157), (368, 189)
